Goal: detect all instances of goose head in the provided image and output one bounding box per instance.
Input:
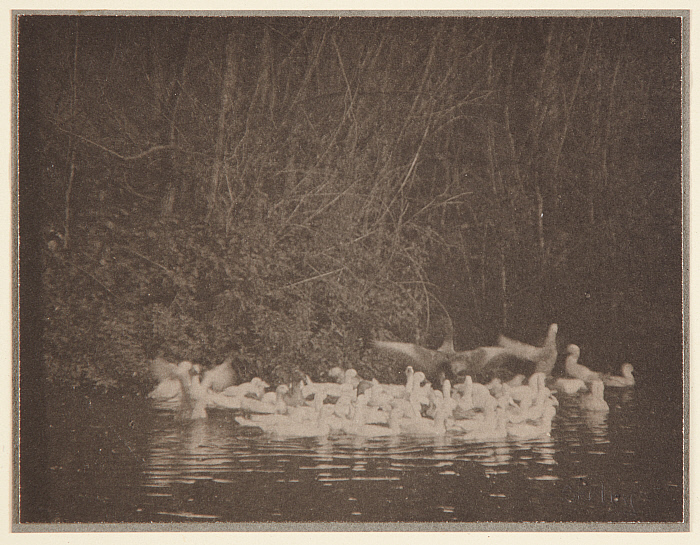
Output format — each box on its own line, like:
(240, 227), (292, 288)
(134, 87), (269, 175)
(442, 379), (452, 399)
(566, 344), (581, 359)
(176, 360), (195, 376)
(328, 366), (345, 383)
(405, 365), (415, 382)
(413, 371), (427, 386)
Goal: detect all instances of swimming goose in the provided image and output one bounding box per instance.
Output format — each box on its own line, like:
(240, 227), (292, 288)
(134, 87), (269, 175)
(507, 404), (556, 440)
(397, 400), (448, 436)
(505, 374), (527, 388)
(373, 366), (415, 400)
(366, 381), (396, 410)
(342, 393), (400, 437)
(345, 369), (363, 387)
(497, 323), (559, 375)
(200, 356), (237, 392)
(235, 413), (331, 438)
(533, 372), (558, 407)
(447, 409), (487, 433)
(602, 363), (635, 387)
(507, 373), (557, 423)
(238, 385), (290, 414)
(563, 344), (601, 383)
(453, 375), (475, 414)
(441, 380), (458, 416)
(327, 366), (345, 383)
(503, 373), (539, 407)
(177, 370), (212, 419)
(411, 371), (433, 401)
(236, 393), (330, 437)
(221, 377), (269, 399)
(332, 394), (354, 419)
(147, 358), (196, 400)
(348, 387), (390, 424)
(549, 376), (587, 395)
(579, 380), (609, 412)
(286, 392), (325, 422)
(301, 375), (355, 402)
(318, 403), (349, 432)
(454, 377), (498, 412)
(461, 406), (508, 441)
(280, 379), (308, 407)
(484, 377), (503, 398)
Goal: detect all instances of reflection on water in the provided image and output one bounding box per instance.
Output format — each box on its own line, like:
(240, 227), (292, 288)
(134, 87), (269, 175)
(43, 384), (683, 523)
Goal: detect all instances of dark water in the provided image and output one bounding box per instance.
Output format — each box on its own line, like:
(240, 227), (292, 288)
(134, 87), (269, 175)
(40, 379), (684, 524)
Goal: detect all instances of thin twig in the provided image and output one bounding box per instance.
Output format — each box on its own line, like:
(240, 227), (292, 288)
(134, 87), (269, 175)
(51, 122), (175, 161)
(115, 246), (171, 274)
(47, 253), (118, 299)
(376, 120), (433, 230)
(63, 21), (79, 250)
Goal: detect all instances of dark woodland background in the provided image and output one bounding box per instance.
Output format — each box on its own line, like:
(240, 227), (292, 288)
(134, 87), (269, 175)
(17, 15), (683, 520)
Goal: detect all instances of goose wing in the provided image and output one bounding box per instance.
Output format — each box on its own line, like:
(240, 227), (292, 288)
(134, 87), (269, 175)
(449, 347), (517, 375)
(497, 324), (558, 375)
(437, 316), (456, 353)
(373, 340), (450, 374)
(149, 356), (179, 382)
(497, 336), (544, 361)
(202, 356), (237, 392)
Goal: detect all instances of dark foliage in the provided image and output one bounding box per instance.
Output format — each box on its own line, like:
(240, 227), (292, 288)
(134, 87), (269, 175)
(19, 16), (683, 392)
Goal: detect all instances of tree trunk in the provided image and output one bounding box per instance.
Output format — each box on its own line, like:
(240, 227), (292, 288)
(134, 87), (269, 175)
(207, 33), (238, 222)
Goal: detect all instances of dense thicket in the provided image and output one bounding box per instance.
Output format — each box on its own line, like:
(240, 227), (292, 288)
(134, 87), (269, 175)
(19, 16), (682, 392)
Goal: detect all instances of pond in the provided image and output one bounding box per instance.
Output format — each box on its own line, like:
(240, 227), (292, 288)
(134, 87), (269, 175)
(35, 373), (683, 527)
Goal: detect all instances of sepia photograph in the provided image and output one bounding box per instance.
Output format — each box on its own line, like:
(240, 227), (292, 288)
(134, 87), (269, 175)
(13, 10), (688, 531)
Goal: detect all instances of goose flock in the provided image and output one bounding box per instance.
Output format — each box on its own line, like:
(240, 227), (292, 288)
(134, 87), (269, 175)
(147, 323), (635, 441)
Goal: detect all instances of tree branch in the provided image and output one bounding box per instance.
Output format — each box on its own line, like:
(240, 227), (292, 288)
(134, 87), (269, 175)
(50, 121), (175, 161)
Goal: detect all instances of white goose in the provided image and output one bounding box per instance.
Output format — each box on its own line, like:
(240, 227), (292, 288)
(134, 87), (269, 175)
(235, 394), (330, 437)
(301, 375), (355, 401)
(342, 394), (401, 437)
(235, 414), (331, 438)
(550, 376), (587, 395)
(505, 374), (527, 388)
(564, 344), (601, 383)
(397, 402), (448, 437)
(147, 358), (196, 400)
(349, 387), (390, 425)
(373, 366), (416, 400)
(454, 376), (496, 412)
(461, 406), (508, 441)
(221, 377), (269, 399)
(602, 363), (635, 387)
(503, 375), (538, 410)
(441, 379), (458, 416)
(180, 371), (211, 420)
(366, 380), (395, 409)
(507, 404), (557, 440)
(342, 368), (363, 387)
(579, 380), (610, 412)
(453, 375), (475, 415)
(200, 356), (237, 392)
(447, 411), (486, 433)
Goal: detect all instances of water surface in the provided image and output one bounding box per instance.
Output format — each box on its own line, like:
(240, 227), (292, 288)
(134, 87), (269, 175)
(41, 380), (683, 524)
